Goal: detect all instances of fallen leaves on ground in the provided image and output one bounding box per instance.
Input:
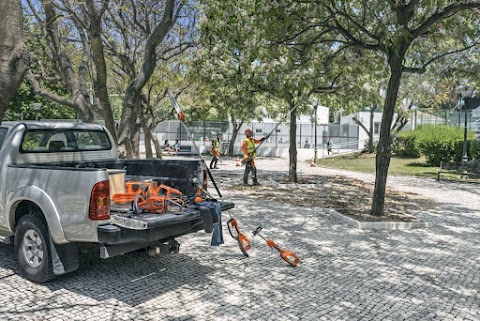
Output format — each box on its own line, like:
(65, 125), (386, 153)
(219, 172), (435, 222)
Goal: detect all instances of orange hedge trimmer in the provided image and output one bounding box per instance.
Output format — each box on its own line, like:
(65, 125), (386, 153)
(252, 226), (301, 267)
(227, 218), (252, 257)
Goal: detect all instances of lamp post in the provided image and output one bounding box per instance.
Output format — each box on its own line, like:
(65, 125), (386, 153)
(33, 102), (42, 121)
(456, 85), (475, 163)
(411, 105), (418, 130)
(313, 99), (318, 162)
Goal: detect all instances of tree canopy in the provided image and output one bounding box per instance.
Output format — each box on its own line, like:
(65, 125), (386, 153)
(0, 0), (479, 216)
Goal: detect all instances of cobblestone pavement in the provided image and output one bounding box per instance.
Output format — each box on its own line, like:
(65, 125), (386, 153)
(0, 157), (479, 321)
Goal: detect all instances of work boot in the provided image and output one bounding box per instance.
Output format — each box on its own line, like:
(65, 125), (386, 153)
(252, 182), (261, 186)
(242, 182), (250, 186)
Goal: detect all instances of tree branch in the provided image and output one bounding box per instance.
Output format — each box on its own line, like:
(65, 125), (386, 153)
(403, 43), (478, 74)
(26, 70), (78, 109)
(412, 2), (480, 39)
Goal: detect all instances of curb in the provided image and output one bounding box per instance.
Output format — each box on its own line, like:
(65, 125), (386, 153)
(329, 209), (431, 230)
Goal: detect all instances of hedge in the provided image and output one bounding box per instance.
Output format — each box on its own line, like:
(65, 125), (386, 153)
(394, 125), (476, 166)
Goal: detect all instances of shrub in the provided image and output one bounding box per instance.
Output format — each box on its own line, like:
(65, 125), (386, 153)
(393, 132), (420, 158)
(415, 125), (467, 166)
(471, 140), (480, 161)
(393, 125), (476, 166)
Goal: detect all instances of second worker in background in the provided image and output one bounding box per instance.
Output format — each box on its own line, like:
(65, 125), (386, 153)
(209, 133), (222, 169)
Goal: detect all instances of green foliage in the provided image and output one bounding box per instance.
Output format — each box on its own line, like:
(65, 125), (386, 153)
(471, 140), (480, 161)
(193, 0), (261, 122)
(395, 126), (479, 165)
(412, 125), (473, 166)
(7, 82), (75, 120)
(7, 17), (76, 120)
(393, 132), (420, 158)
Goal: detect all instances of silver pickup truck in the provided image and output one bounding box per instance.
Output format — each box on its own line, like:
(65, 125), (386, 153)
(0, 121), (232, 283)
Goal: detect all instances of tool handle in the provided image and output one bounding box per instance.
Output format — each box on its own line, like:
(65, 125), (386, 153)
(266, 239), (300, 267)
(167, 89), (222, 198)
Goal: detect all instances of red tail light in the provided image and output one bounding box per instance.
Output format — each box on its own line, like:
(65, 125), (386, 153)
(89, 180), (111, 220)
(203, 170), (208, 190)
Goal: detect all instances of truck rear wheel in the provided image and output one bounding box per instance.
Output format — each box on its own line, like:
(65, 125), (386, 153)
(14, 214), (55, 283)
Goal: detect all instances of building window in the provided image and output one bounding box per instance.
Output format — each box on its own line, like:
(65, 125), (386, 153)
(374, 122), (381, 134)
(255, 129), (263, 133)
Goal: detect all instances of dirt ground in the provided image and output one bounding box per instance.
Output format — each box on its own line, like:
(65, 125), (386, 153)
(216, 171), (435, 222)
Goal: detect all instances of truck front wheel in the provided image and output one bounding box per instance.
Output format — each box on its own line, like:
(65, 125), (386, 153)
(14, 214), (55, 283)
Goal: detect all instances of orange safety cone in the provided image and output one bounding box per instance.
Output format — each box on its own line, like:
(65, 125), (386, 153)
(310, 158), (315, 167)
(235, 157), (241, 166)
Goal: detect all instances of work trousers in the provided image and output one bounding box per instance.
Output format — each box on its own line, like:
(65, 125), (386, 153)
(210, 155), (219, 169)
(243, 159), (257, 184)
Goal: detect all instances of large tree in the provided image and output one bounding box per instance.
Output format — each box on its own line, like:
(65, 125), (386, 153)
(23, 0), (195, 158)
(324, 1), (480, 215)
(0, 0), (29, 117)
(112, 0), (191, 158)
(271, 0), (480, 215)
(200, 0), (341, 181)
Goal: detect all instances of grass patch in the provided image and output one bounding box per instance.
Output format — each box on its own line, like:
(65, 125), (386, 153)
(315, 152), (438, 178)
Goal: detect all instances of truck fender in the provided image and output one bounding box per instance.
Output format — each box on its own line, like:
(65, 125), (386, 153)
(7, 185), (68, 244)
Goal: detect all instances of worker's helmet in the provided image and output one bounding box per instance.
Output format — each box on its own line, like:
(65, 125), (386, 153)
(244, 128), (252, 136)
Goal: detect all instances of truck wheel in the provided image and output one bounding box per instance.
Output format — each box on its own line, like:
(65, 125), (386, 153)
(14, 214), (55, 283)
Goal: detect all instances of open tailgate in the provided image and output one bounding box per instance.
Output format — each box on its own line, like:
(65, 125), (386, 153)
(97, 201), (234, 250)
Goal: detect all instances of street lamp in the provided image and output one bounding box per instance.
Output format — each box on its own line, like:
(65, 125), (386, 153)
(411, 105), (418, 130)
(313, 99), (318, 162)
(456, 85), (475, 163)
(33, 102), (42, 121)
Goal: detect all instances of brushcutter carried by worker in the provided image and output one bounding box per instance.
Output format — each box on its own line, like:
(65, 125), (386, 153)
(241, 103), (301, 167)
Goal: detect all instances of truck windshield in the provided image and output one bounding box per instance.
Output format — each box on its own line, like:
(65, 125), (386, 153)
(20, 129), (112, 153)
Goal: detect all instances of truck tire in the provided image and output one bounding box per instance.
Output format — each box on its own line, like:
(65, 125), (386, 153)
(14, 214), (55, 283)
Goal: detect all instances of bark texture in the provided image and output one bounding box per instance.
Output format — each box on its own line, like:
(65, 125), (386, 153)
(0, 0), (29, 118)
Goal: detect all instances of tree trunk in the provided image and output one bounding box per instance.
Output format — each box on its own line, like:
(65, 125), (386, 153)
(288, 102), (297, 182)
(353, 110), (374, 153)
(86, 0), (117, 142)
(151, 131), (162, 159)
(142, 118), (153, 159)
(0, 0), (29, 118)
(371, 55), (404, 216)
(132, 120), (141, 159)
(228, 114), (242, 156)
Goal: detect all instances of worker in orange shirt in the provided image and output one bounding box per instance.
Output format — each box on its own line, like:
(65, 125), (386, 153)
(241, 128), (266, 186)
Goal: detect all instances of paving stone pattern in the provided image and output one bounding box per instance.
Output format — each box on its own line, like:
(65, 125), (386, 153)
(0, 158), (479, 321)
